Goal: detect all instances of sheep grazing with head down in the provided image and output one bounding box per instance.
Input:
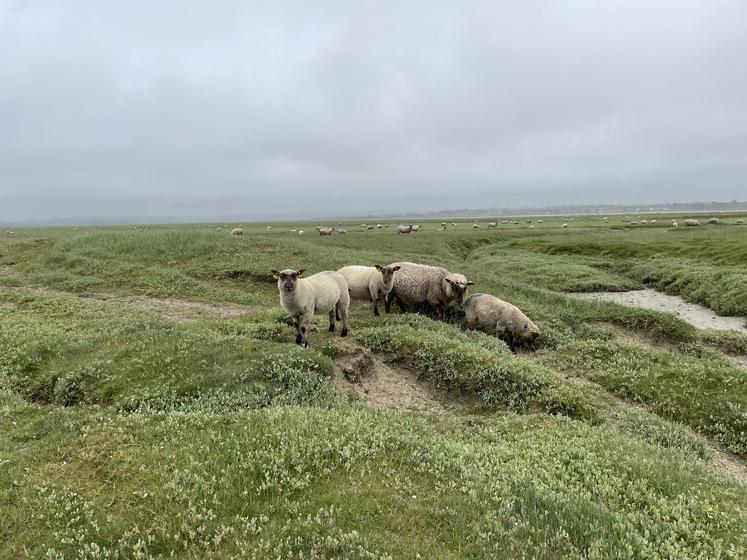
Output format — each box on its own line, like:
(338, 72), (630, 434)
(397, 225), (413, 234)
(231, 228), (243, 236)
(385, 262), (473, 319)
(488, 222), (497, 228)
(319, 227), (334, 236)
(684, 219), (700, 227)
(561, 223), (568, 229)
(671, 221), (678, 228)
(472, 224), (480, 229)
(298, 230), (305, 236)
(707, 218), (721, 225)
(337, 264), (402, 316)
(271, 268), (350, 347)
(464, 293), (540, 353)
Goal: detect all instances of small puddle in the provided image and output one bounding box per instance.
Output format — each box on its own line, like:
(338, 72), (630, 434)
(573, 289), (747, 334)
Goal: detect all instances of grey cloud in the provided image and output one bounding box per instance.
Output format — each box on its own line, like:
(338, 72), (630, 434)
(1, 0), (746, 223)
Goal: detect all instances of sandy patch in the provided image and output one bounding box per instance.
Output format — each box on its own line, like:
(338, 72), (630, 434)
(15, 286), (257, 323)
(574, 289), (747, 334)
(332, 343), (447, 413)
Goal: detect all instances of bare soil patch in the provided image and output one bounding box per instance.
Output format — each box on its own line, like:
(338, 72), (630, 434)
(16, 285), (257, 323)
(574, 289), (747, 334)
(332, 342), (448, 413)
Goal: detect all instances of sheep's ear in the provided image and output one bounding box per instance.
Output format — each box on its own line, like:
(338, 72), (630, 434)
(392, 266), (401, 272)
(374, 265), (383, 271)
(297, 269), (306, 277)
(271, 269), (280, 279)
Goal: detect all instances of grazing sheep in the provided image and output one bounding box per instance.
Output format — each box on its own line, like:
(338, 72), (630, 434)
(270, 268), (350, 347)
(411, 225), (421, 232)
(630, 221), (640, 226)
(338, 229), (348, 235)
(366, 225), (375, 230)
(464, 293), (540, 353)
(397, 225), (413, 234)
(736, 219), (744, 225)
(266, 226), (272, 230)
(561, 223), (568, 229)
(488, 222), (497, 228)
(472, 224), (480, 229)
(650, 219), (657, 224)
(385, 262), (473, 319)
(231, 227), (243, 236)
(640, 219), (648, 224)
(684, 219), (700, 227)
(671, 221), (678, 228)
(338, 264), (401, 316)
(707, 218), (721, 225)
(376, 224), (382, 229)
(319, 227), (334, 236)
(298, 230), (305, 236)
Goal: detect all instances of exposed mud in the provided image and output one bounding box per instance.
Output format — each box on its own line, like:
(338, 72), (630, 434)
(332, 343), (448, 413)
(574, 289), (747, 334)
(15, 285), (257, 323)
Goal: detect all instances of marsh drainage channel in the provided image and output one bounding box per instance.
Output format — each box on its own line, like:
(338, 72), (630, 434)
(573, 289), (747, 334)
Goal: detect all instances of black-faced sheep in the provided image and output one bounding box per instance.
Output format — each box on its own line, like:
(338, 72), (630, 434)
(270, 268), (350, 347)
(385, 262), (473, 319)
(464, 293), (540, 353)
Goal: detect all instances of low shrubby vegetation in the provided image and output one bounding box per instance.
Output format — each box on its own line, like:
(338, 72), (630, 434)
(1, 215), (746, 558)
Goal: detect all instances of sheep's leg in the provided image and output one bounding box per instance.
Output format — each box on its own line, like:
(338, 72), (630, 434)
(508, 334), (516, 354)
(372, 294), (380, 316)
(384, 293), (392, 314)
(328, 309), (336, 332)
(300, 312), (313, 347)
(294, 317), (304, 346)
(338, 303), (349, 337)
(396, 296), (407, 314)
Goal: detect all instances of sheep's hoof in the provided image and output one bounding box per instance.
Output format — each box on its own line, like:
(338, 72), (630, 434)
(328, 323), (335, 332)
(340, 328), (348, 337)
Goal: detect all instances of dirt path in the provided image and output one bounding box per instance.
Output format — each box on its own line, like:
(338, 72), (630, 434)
(14, 285), (257, 323)
(574, 289), (747, 334)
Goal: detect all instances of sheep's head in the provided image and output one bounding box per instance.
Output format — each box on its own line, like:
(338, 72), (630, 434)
(521, 320), (540, 343)
(444, 273), (474, 305)
(271, 268), (305, 292)
(375, 265), (401, 289)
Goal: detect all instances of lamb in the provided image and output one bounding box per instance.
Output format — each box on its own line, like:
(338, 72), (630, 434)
(231, 227), (243, 236)
(683, 219), (700, 227)
(270, 268), (350, 347)
(464, 293), (540, 353)
(397, 225), (413, 234)
(385, 261), (473, 319)
(319, 227), (334, 236)
(337, 264), (401, 316)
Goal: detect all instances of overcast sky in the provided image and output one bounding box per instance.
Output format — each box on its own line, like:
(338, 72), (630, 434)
(2, 0), (746, 223)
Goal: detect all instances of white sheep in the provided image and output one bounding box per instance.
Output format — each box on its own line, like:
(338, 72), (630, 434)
(319, 227), (334, 236)
(266, 226), (272, 230)
(671, 221), (678, 228)
(488, 222), (497, 228)
(411, 225), (421, 232)
(231, 227), (243, 235)
(270, 268), (350, 347)
(464, 293), (540, 353)
(707, 218), (721, 225)
(298, 230), (305, 236)
(386, 261), (473, 319)
(397, 225), (413, 234)
(338, 229), (348, 235)
(736, 219), (744, 225)
(337, 264), (402, 316)
(561, 223), (568, 229)
(684, 219), (700, 227)
(472, 224), (480, 229)
(376, 224), (382, 229)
